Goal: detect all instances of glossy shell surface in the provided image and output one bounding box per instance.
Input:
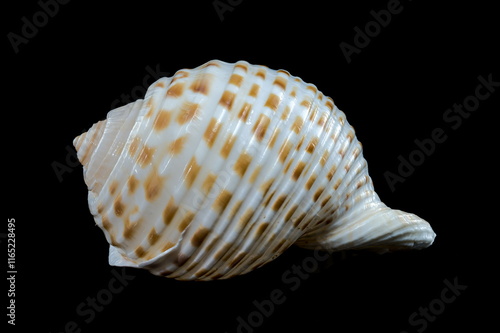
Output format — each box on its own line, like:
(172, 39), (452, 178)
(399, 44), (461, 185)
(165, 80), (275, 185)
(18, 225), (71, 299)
(74, 60), (435, 280)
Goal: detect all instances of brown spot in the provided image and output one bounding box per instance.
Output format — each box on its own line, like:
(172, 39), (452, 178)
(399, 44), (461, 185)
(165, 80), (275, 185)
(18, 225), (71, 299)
(190, 75), (212, 95)
(229, 252), (247, 268)
(153, 110), (171, 131)
(293, 213), (307, 228)
(260, 178), (274, 195)
(145, 105), (155, 118)
(268, 129), (280, 149)
(277, 69), (290, 76)
(175, 253), (189, 266)
(177, 102), (200, 124)
(285, 205), (299, 221)
(256, 69), (266, 79)
(235, 63), (248, 72)
(333, 178), (342, 190)
(339, 116), (345, 126)
(229, 74), (244, 87)
(320, 151), (330, 167)
(284, 159), (293, 174)
(300, 99), (312, 109)
(155, 81), (165, 88)
(306, 174), (317, 190)
(272, 239), (287, 254)
(168, 135), (187, 155)
(291, 116), (303, 134)
(306, 85), (318, 94)
(339, 144), (348, 157)
(127, 175), (139, 195)
(346, 131), (354, 143)
(252, 114), (271, 141)
(205, 235), (221, 253)
(314, 187), (324, 202)
(109, 181), (119, 195)
(296, 136), (305, 151)
(101, 214), (111, 231)
(290, 89), (297, 97)
(203, 118), (222, 148)
(123, 217), (139, 239)
(273, 76), (287, 90)
(178, 212), (195, 232)
(184, 157), (201, 188)
(174, 70), (190, 79)
(281, 105), (291, 120)
(162, 198), (178, 225)
(194, 268), (210, 278)
(306, 137), (319, 153)
(327, 165), (337, 181)
(219, 90), (236, 110)
(191, 227), (210, 247)
(137, 145), (156, 167)
(278, 140), (293, 163)
(249, 83), (260, 97)
(292, 161), (306, 181)
(309, 106), (318, 122)
(144, 168), (165, 201)
(265, 93), (280, 111)
(201, 61), (220, 69)
(148, 229), (160, 245)
(238, 103), (252, 122)
(321, 195), (332, 208)
(263, 190), (275, 206)
(97, 204), (104, 214)
(220, 135), (236, 158)
(202, 173), (217, 194)
(213, 190), (232, 213)
(325, 98), (334, 110)
(230, 200), (243, 220)
(135, 246), (145, 258)
(166, 83), (184, 97)
(354, 147), (361, 159)
(234, 152), (252, 177)
(273, 195), (287, 211)
(214, 243), (234, 261)
(128, 136), (141, 156)
(255, 223), (269, 237)
(161, 242), (175, 252)
(239, 208), (254, 229)
(114, 195), (125, 217)
(249, 165), (262, 184)
(318, 113), (328, 127)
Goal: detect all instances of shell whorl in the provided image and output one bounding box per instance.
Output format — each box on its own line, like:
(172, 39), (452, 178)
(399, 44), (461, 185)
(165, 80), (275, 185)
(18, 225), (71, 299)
(74, 60), (435, 280)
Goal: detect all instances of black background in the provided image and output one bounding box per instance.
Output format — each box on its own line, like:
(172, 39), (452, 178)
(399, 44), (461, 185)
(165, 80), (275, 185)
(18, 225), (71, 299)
(5, 0), (498, 332)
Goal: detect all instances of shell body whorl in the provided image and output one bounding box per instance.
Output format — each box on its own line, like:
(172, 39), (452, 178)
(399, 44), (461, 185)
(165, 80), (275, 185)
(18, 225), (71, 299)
(74, 60), (435, 280)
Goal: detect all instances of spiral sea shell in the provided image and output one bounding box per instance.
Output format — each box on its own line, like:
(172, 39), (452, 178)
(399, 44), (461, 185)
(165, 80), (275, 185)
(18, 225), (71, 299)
(74, 60), (435, 281)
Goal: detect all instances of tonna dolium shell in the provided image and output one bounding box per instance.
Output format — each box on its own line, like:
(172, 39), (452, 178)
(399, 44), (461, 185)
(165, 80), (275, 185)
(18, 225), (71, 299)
(74, 60), (435, 281)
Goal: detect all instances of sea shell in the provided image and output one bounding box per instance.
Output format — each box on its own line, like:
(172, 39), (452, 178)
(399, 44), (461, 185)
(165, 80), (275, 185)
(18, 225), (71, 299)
(74, 60), (435, 281)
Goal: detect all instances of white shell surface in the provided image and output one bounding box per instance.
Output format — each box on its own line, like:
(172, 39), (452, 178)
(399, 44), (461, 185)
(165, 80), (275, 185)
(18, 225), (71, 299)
(74, 60), (435, 280)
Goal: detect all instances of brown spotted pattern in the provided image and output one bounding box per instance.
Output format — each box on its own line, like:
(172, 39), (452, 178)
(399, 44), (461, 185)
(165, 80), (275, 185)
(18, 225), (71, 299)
(72, 60), (434, 282)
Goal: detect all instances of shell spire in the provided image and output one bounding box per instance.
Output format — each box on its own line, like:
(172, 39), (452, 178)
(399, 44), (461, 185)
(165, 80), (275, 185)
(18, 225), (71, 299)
(74, 60), (435, 280)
